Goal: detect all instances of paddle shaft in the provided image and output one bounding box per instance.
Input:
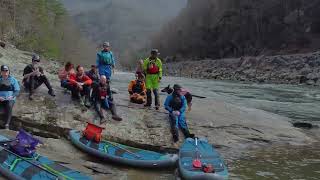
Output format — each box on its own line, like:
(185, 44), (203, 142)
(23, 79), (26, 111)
(106, 141), (141, 159)
(0, 146), (62, 180)
(0, 139), (17, 145)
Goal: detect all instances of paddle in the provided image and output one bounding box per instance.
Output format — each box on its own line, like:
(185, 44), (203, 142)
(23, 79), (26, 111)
(192, 138), (202, 168)
(191, 94), (206, 99)
(106, 141), (142, 159)
(0, 139), (17, 145)
(0, 146), (63, 180)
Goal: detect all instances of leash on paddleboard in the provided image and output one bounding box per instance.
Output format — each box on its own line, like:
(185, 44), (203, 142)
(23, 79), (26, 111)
(192, 138), (202, 168)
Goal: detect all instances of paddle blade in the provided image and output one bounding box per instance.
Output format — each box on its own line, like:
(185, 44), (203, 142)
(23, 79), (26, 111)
(192, 159), (202, 168)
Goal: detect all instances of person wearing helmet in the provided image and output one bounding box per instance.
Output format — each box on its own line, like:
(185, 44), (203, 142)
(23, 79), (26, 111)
(96, 42), (115, 80)
(164, 84), (194, 143)
(23, 54), (55, 100)
(143, 49), (162, 110)
(0, 65), (20, 129)
(128, 73), (146, 104)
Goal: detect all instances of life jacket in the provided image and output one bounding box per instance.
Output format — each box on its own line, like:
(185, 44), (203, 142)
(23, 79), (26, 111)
(147, 60), (160, 74)
(9, 129), (41, 157)
(170, 93), (183, 111)
(132, 80), (143, 94)
(83, 122), (105, 143)
(98, 51), (113, 65)
(0, 78), (13, 91)
(99, 84), (109, 97)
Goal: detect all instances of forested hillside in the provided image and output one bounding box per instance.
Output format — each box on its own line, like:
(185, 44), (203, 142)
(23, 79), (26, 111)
(153, 0), (320, 61)
(0, 0), (95, 65)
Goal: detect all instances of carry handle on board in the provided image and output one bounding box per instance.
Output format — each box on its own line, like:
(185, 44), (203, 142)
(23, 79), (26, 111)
(0, 141), (63, 180)
(192, 138), (202, 168)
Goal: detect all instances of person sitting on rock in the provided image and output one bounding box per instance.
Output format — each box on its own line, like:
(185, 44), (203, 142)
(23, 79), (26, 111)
(86, 65), (100, 83)
(69, 65), (92, 107)
(164, 84), (194, 143)
(128, 73), (146, 104)
(58, 61), (75, 89)
(0, 65), (20, 130)
(22, 54), (55, 100)
(161, 84), (193, 112)
(92, 75), (122, 122)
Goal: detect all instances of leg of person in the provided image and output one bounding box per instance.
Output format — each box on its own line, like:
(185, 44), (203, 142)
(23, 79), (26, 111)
(93, 99), (104, 122)
(70, 85), (80, 100)
(169, 113), (179, 142)
(145, 89), (152, 107)
(83, 85), (91, 107)
(144, 75), (153, 107)
(151, 75), (160, 109)
(178, 113), (194, 138)
(27, 76), (37, 100)
(185, 93), (193, 112)
(39, 75), (55, 96)
(4, 101), (14, 130)
(153, 89), (160, 110)
(109, 101), (122, 121)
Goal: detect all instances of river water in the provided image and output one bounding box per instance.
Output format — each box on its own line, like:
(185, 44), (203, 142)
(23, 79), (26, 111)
(112, 72), (320, 179)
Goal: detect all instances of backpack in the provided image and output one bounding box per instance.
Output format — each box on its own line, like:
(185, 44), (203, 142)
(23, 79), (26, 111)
(10, 129), (41, 157)
(83, 122), (105, 143)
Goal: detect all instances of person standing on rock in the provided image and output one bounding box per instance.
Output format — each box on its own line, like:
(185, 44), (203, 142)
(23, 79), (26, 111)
(143, 49), (162, 110)
(68, 65), (92, 107)
(96, 42), (115, 80)
(92, 75), (122, 122)
(164, 84), (194, 143)
(22, 54), (55, 100)
(0, 65), (20, 130)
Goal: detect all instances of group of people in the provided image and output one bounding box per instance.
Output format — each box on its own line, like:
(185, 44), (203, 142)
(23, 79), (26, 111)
(0, 41), (193, 143)
(58, 42), (122, 122)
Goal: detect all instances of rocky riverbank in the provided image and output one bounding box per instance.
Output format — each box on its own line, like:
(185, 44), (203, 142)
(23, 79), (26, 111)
(164, 52), (320, 86)
(0, 45), (317, 178)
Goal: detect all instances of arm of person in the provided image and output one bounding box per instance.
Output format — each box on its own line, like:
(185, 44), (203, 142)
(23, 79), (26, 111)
(143, 58), (148, 73)
(12, 78), (20, 97)
(164, 96), (173, 113)
(111, 52), (116, 68)
(68, 74), (77, 85)
(128, 80), (134, 95)
(96, 53), (101, 67)
(157, 59), (163, 79)
(83, 76), (93, 85)
(23, 66), (36, 79)
(179, 96), (187, 113)
(107, 86), (113, 101)
(140, 82), (146, 95)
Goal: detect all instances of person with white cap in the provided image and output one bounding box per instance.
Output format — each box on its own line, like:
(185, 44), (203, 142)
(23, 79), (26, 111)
(0, 65), (20, 129)
(96, 42), (116, 80)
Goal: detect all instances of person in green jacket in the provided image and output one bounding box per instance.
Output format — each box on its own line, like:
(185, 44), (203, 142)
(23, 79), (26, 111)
(143, 49), (162, 110)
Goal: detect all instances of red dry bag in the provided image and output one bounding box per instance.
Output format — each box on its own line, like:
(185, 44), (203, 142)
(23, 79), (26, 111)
(83, 122), (105, 142)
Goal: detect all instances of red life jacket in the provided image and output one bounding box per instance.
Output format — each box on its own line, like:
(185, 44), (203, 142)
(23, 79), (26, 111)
(147, 61), (160, 74)
(99, 85), (108, 97)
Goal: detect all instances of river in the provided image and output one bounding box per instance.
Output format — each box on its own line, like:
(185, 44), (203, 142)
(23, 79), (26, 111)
(112, 72), (320, 179)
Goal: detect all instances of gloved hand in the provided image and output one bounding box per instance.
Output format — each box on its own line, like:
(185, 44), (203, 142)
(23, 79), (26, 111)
(129, 91), (133, 95)
(140, 92), (145, 96)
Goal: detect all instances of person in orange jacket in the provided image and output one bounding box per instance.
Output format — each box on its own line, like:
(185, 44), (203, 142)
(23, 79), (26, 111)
(69, 65), (92, 107)
(128, 73), (146, 104)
